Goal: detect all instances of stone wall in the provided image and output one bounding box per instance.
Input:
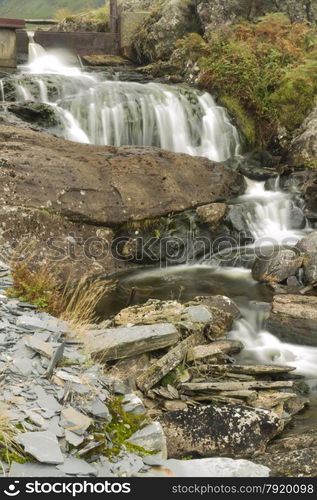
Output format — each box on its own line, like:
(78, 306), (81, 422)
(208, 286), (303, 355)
(0, 29), (16, 68)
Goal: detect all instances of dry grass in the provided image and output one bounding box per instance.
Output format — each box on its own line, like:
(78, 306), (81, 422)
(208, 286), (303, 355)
(6, 240), (107, 332)
(0, 412), (25, 467)
(61, 277), (106, 330)
(54, 8), (74, 21)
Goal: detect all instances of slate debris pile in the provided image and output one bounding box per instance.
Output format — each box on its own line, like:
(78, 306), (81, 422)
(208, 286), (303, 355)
(0, 263), (312, 477)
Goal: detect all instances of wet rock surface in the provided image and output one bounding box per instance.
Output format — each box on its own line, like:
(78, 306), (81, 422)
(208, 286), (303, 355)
(0, 123), (246, 275)
(252, 249), (303, 283)
(266, 295), (317, 346)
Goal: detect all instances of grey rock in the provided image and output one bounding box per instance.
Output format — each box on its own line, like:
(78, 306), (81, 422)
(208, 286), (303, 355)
(65, 430), (84, 447)
(303, 251), (317, 284)
(86, 323), (179, 361)
(24, 410), (49, 429)
(9, 462), (65, 477)
(143, 457), (270, 477)
(160, 404), (283, 459)
(71, 383), (90, 394)
(197, 0), (317, 32)
(57, 458), (97, 476)
(296, 231), (317, 255)
(127, 422), (167, 456)
(266, 294), (317, 346)
(15, 431), (64, 464)
(47, 417), (64, 438)
(122, 393), (146, 415)
(16, 315), (51, 331)
(37, 394), (62, 413)
(60, 407), (92, 435)
(10, 358), (34, 377)
(185, 305), (212, 323)
(25, 336), (56, 358)
(252, 249), (303, 283)
(89, 399), (111, 420)
(110, 452), (144, 476)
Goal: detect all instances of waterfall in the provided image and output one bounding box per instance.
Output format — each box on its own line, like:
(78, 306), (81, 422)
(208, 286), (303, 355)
(10, 40), (241, 162)
(0, 80), (4, 101)
(238, 178), (309, 247)
(26, 31), (82, 77)
(229, 302), (317, 381)
(5, 37), (316, 382)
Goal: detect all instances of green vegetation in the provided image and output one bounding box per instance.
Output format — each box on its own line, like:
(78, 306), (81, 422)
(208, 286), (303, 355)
(0, 416), (29, 465)
(0, 0), (104, 20)
(176, 14), (317, 148)
(85, 396), (154, 459)
(7, 263), (65, 315)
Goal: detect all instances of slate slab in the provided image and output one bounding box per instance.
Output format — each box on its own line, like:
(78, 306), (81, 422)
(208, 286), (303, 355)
(15, 431), (64, 464)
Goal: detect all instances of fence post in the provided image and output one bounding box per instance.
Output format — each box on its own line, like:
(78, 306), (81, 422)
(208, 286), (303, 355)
(109, 0), (118, 33)
(109, 0), (120, 53)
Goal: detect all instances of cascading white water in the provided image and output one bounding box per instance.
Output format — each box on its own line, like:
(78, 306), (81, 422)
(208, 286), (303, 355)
(238, 178), (309, 246)
(229, 302), (317, 383)
(0, 80), (4, 102)
(26, 31), (81, 76)
(28, 31), (46, 63)
(12, 41), (241, 161)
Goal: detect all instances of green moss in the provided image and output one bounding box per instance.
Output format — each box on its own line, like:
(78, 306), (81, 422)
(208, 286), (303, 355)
(161, 369), (178, 387)
(121, 217), (165, 233)
(220, 95), (256, 147)
(0, 435), (30, 465)
(83, 396), (154, 460)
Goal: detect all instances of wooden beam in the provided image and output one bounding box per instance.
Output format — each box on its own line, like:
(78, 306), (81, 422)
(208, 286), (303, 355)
(25, 19), (58, 25)
(0, 18), (25, 29)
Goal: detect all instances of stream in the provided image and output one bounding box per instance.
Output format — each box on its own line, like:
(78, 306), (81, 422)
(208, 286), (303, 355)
(6, 36), (317, 387)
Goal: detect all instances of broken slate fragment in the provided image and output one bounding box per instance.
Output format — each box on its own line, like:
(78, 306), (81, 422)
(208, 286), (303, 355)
(9, 462), (65, 477)
(110, 452), (144, 476)
(55, 370), (83, 384)
(127, 422), (167, 456)
(85, 323), (179, 361)
(16, 315), (53, 331)
(57, 458), (97, 476)
(88, 399), (111, 421)
(15, 431), (64, 464)
(60, 407), (92, 435)
(10, 358), (34, 377)
(25, 336), (55, 358)
(122, 393), (146, 415)
(65, 430), (84, 447)
(37, 394), (62, 413)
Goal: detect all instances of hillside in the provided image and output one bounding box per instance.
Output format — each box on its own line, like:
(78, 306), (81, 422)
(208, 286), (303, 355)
(0, 0), (105, 19)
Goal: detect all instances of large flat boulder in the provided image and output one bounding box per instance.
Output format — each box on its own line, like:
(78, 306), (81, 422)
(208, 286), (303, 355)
(0, 124), (245, 226)
(0, 123), (245, 277)
(159, 404), (282, 459)
(266, 294), (317, 346)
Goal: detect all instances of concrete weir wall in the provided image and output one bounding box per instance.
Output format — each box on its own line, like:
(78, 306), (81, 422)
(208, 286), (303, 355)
(17, 31), (120, 56)
(0, 28), (16, 67)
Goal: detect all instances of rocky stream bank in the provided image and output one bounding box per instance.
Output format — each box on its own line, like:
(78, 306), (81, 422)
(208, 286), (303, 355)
(0, 258), (316, 477)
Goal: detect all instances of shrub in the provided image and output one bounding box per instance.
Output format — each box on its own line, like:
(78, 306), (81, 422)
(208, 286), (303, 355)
(178, 14), (317, 148)
(7, 263), (65, 316)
